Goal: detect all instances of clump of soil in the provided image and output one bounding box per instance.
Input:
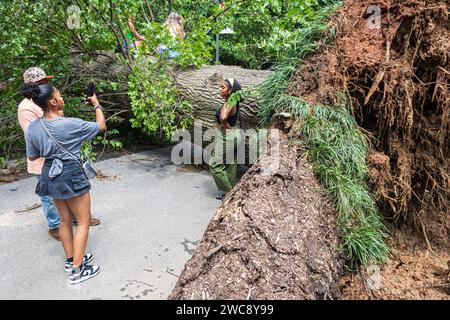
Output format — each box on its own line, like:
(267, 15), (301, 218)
(367, 152), (397, 213)
(289, 0), (449, 249)
(176, 164), (209, 173)
(170, 118), (345, 299)
(0, 163), (28, 184)
(95, 170), (120, 181)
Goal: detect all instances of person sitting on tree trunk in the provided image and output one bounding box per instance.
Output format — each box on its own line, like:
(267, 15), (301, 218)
(159, 12), (185, 59)
(24, 82), (106, 284)
(18, 67), (101, 242)
(125, 12), (185, 59)
(209, 78), (243, 200)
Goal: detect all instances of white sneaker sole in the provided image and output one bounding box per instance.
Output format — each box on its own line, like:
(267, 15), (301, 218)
(68, 267), (101, 285)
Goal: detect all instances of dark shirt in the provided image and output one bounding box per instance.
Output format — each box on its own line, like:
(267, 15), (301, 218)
(215, 102), (240, 127)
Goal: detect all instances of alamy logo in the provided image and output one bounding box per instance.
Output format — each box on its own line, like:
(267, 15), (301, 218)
(66, 5), (81, 30)
(366, 265), (381, 290)
(170, 121), (281, 175)
(366, 5), (382, 30)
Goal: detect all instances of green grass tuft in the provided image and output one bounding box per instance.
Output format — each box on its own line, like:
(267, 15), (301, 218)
(274, 95), (390, 267)
(258, 2), (342, 126)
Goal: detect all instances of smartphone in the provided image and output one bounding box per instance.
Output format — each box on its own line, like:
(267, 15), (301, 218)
(86, 83), (96, 99)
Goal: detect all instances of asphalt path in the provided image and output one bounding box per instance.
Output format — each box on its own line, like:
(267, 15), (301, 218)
(0, 146), (220, 299)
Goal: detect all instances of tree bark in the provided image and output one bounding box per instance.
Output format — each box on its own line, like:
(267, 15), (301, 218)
(168, 0), (173, 15)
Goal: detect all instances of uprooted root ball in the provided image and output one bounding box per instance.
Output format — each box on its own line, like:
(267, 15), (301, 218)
(289, 0), (449, 248)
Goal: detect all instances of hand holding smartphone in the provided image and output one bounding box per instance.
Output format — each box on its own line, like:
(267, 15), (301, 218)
(85, 83), (99, 107)
(86, 83), (96, 99)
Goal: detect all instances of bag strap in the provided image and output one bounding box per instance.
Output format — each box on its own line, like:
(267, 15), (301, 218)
(38, 118), (83, 167)
(238, 103), (242, 128)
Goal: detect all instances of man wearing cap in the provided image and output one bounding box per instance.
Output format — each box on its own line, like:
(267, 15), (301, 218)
(18, 67), (101, 241)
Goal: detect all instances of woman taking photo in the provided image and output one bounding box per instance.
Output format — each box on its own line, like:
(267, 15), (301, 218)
(209, 78), (243, 200)
(24, 83), (106, 284)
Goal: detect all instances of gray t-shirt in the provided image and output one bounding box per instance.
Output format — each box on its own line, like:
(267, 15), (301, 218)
(25, 117), (100, 161)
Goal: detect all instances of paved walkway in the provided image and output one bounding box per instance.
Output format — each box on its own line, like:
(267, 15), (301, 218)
(0, 147), (219, 299)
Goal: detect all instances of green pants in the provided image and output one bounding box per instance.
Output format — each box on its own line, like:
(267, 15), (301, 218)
(209, 128), (242, 192)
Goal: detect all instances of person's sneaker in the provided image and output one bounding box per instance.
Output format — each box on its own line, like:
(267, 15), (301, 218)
(72, 217), (101, 226)
(64, 253), (94, 274)
(215, 192), (226, 200)
(69, 264), (101, 285)
(89, 218), (101, 226)
(48, 228), (60, 241)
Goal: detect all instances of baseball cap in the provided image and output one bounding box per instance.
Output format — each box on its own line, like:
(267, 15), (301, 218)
(23, 67), (54, 84)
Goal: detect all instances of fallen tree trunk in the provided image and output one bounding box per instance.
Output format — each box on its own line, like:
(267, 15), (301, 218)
(68, 52), (271, 130)
(169, 116), (345, 300)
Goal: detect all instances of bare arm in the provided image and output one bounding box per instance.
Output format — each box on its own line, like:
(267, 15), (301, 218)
(218, 103), (234, 129)
(87, 94), (107, 132)
(128, 16), (146, 41)
(95, 108), (106, 132)
(219, 103), (232, 122)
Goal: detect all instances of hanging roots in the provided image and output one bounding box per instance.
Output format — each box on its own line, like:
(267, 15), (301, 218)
(289, 0), (449, 248)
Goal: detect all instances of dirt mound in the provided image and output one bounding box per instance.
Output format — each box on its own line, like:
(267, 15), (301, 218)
(170, 118), (345, 299)
(289, 0), (449, 248)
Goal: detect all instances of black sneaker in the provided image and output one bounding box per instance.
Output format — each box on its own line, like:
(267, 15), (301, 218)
(64, 253), (94, 274)
(69, 264), (101, 285)
(215, 192), (226, 200)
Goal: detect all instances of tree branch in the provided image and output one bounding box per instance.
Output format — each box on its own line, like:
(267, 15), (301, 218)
(69, 50), (116, 60)
(140, 4), (151, 24)
(112, 3), (135, 67)
(81, 0), (133, 70)
(168, 0), (173, 15)
(144, 0), (155, 21)
(211, 0), (245, 22)
(203, 0), (246, 36)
